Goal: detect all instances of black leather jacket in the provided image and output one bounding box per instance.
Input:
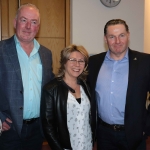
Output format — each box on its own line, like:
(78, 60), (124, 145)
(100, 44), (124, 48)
(40, 78), (91, 150)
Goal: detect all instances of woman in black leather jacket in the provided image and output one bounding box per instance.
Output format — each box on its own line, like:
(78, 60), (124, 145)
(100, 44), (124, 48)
(41, 45), (92, 150)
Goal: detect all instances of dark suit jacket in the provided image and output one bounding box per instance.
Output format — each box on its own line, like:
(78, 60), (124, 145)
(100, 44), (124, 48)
(0, 36), (54, 136)
(87, 49), (150, 150)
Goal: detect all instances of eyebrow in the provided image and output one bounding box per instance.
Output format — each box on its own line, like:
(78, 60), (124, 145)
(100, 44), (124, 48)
(20, 16), (38, 21)
(69, 58), (84, 60)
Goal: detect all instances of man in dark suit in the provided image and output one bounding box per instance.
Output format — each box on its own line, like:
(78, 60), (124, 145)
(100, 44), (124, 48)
(88, 19), (150, 150)
(0, 3), (54, 150)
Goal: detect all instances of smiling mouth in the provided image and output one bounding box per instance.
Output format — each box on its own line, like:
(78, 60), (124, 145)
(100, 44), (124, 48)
(114, 45), (122, 48)
(23, 30), (31, 33)
(72, 69), (80, 72)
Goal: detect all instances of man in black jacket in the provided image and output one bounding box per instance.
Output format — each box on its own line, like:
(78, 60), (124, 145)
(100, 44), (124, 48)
(88, 19), (150, 150)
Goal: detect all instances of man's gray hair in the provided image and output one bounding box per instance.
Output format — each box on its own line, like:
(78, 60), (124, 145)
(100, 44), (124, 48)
(15, 3), (40, 23)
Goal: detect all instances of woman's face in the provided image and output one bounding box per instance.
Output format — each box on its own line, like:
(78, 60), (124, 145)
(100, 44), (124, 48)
(64, 51), (85, 80)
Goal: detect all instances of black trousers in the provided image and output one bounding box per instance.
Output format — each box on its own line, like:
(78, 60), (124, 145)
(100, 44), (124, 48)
(0, 119), (43, 150)
(97, 123), (146, 150)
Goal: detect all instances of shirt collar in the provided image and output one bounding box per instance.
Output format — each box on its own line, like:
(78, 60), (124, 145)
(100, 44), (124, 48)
(105, 48), (129, 61)
(14, 35), (40, 56)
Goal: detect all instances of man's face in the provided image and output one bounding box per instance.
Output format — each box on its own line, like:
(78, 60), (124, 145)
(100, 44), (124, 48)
(13, 6), (40, 43)
(104, 24), (130, 60)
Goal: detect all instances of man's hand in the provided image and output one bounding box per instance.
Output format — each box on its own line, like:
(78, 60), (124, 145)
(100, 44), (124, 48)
(2, 118), (12, 131)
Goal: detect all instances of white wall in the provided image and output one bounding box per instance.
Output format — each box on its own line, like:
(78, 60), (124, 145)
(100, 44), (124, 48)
(71, 0), (144, 55)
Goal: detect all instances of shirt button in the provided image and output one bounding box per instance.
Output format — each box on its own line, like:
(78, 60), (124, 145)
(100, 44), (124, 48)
(20, 91), (23, 94)
(111, 92), (113, 94)
(19, 107), (23, 110)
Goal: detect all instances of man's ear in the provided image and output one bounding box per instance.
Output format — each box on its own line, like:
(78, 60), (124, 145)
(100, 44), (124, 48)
(128, 32), (130, 40)
(104, 36), (107, 44)
(13, 18), (17, 29)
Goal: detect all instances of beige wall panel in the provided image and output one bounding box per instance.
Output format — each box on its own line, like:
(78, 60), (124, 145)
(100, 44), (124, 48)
(37, 38), (65, 74)
(8, 0), (18, 37)
(1, 0), (9, 38)
(21, 0), (65, 38)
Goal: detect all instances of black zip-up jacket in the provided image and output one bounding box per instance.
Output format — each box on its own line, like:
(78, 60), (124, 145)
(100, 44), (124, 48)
(40, 78), (91, 150)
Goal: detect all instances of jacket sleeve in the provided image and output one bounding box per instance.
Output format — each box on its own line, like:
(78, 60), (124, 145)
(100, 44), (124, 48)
(145, 57), (150, 136)
(41, 88), (64, 150)
(145, 95), (150, 136)
(0, 89), (9, 123)
(0, 112), (7, 123)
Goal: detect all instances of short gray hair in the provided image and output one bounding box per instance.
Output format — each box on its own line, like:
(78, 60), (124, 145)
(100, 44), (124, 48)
(15, 3), (40, 23)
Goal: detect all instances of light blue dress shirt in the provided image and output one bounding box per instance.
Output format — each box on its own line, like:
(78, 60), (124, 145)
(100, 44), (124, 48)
(95, 50), (129, 125)
(14, 35), (42, 119)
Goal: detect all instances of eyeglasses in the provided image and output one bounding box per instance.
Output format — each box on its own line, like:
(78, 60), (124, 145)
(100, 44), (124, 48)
(68, 58), (85, 65)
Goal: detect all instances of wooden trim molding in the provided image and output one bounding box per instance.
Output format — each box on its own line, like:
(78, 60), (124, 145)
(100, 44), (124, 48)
(65, 0), (70, 46)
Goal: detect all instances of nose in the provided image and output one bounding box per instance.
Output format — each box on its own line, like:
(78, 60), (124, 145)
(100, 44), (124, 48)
(76, 61), (80, 66)
(26, 21), (31, 29)
(115, 37), (120, 43)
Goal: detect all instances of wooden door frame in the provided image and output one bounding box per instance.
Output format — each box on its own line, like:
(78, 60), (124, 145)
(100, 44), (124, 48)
(66, 0), (70, 46)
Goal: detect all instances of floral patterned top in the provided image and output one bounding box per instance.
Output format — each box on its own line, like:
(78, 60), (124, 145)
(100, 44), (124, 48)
(66, 86), (92, 150)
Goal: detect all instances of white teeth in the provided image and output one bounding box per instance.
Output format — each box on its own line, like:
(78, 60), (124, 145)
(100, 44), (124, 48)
(73, 69), (79, 72)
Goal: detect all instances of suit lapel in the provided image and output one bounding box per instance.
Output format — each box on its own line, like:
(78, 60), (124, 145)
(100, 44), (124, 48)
(126, 49), (138, 101)
(92, 53), (106, 89)
(38, 46), (45, 87)
(5, 36), (22, 80)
